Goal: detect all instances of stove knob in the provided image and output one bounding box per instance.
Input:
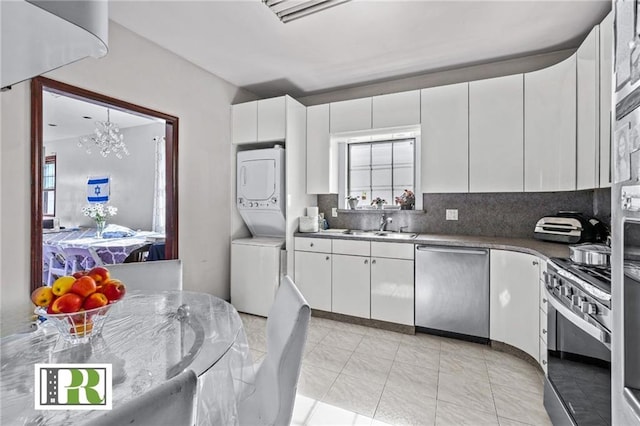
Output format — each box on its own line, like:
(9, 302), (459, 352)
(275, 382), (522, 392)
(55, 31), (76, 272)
(562, 286), (572, 297)
(580, 301), (598, 315)
(572, 295), (584, 306)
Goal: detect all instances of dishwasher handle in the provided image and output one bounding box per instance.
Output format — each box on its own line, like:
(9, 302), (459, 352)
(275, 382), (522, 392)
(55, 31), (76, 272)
(415, 245), (487, 256)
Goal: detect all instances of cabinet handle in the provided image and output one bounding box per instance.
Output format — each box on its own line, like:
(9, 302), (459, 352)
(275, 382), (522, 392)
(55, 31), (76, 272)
(532, 260), (539, 266)
(364, 259), (368, 264)
(310, 242), (314, 247)
(542, 329), (547, 334)
(542, 360), (547, 365)
(542, 298), (548, 304)
(325, 256), (330, 261)
(372, 259), (376, 264)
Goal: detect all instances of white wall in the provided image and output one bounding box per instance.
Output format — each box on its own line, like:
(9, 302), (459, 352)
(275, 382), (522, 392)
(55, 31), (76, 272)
(46, 122), (164, 230)
(0, 22), (256, 335)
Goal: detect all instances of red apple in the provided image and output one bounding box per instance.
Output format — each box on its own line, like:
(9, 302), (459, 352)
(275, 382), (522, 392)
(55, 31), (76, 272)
(31, 286), (54, 307)
(46, 296), (58, 314)
(99, 279), (126, 302)
(70, 276), (97, 298)
(72, 271), (88, 279)
(87, 266), (110, 285)
(83, 292), (108, 310)
(50, 293), (83, 314)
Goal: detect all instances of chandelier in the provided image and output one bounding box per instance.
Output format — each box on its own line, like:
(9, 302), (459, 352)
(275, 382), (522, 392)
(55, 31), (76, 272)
(78, 108), (129, 159)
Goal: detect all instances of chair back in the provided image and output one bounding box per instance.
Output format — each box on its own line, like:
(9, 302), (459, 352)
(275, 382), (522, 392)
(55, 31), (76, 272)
(43, 244), (69, 285)
(239, 275), (310, 426)
(62, 246), (103, 273)
(123, 243), (153, 263)
(86, 369), (197, 426)
(106, 259), (183, 291)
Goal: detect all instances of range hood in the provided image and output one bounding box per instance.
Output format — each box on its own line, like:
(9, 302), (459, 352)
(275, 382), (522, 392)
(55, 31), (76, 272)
(1, 0), (109, 89)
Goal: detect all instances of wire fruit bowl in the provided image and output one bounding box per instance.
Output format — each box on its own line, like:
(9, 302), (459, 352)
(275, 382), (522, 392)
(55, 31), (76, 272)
(36, 301), (119, 343)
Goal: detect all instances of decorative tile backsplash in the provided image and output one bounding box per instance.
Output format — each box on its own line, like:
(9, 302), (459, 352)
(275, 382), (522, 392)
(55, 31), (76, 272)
(318, 189), (611, 238)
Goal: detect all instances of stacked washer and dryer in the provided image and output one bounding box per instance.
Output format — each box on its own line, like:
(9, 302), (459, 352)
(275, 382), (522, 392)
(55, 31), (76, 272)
(230, 146), (286, 317)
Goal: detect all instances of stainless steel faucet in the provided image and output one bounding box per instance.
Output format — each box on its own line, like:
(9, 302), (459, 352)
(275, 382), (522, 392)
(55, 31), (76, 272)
(379, 214), (392, 231)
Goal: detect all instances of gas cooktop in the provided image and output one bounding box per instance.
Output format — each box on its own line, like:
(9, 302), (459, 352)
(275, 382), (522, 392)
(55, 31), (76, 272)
(549, 257), (611, 297)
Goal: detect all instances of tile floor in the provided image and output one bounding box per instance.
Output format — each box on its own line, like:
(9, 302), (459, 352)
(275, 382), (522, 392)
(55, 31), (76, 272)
(240, 313), (552, 426)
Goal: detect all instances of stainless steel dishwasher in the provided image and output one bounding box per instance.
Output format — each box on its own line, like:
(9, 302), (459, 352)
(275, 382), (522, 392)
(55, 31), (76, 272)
(415, 245), (489, 340)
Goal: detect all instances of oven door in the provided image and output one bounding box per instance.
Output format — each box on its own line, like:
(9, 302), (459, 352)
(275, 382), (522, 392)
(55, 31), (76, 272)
(545, 294), (612, 426)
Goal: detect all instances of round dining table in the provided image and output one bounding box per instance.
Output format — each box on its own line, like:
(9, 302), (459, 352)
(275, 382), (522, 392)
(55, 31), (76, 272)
(0, 291), (255, 425)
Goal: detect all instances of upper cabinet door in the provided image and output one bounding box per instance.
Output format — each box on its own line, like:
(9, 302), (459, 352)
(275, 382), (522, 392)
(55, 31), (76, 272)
(524, 54), (577, 192)
(306, 104), (337, 194)
(330, 98), (372, 133)
(599, 12), (613, 188)
(577, 26), (600, 190)
(469, 75), (524, 192)
(372, 90), (420, 128)
(420, 83), (469, 193)
(232, 101), (258, 145)
(258, 97), (286, 142)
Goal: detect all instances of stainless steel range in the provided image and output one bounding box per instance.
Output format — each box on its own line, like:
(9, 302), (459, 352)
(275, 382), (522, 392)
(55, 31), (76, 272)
(543, 258), (612, 426)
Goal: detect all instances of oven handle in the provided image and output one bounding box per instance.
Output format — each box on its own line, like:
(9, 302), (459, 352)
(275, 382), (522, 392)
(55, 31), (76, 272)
(546, 289), (611, 350)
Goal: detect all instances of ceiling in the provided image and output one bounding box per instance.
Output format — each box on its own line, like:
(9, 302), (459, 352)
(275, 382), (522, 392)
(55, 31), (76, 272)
(109, 0), (612, 98)
(43, 91), (162, 142)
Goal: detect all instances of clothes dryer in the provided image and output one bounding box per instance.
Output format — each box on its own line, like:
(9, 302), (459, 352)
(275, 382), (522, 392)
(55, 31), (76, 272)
(236, 146), (285, 237)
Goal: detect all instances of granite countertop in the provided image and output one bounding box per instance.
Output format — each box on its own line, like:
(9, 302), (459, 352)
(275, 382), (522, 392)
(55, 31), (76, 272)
(294, 230), (571, 260)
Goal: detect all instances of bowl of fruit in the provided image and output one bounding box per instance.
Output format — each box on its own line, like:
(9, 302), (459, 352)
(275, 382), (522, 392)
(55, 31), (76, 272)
(31, 266), (127, 343)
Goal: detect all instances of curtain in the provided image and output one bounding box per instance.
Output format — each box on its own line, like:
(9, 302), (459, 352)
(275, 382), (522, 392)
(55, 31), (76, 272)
(152, 136), (166, 234)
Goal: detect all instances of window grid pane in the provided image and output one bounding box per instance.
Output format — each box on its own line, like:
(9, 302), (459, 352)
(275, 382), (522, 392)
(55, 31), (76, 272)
(348, 139), (415, 208)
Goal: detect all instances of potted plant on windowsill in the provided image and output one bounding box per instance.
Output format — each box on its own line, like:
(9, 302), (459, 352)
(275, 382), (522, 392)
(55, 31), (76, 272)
(371, 197), (386, 209)
(395, 189), (415, 210)
(346, 195), (359, 210)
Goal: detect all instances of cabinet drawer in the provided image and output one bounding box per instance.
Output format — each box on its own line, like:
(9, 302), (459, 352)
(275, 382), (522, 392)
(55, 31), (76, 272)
(540, 337), (548, 375)
(371, 242), (414, 260)
(295, 237), (331, 253)
(540, 284), (549, 314)
(332, 239), (371, 256)
(540, 308), (548, 345)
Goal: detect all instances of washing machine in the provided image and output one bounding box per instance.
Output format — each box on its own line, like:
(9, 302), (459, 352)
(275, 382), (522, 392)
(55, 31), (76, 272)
(236, 146), (285, 238)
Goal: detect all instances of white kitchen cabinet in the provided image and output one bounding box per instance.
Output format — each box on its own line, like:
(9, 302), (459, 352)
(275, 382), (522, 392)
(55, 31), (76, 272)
(599, 12), (613, 188)
(490, 250), (540, 362)
(524, 54), (577, 192)
(421, 83), (469, 193)
(372, 90), (420, 129)
(294, 250), (332, 312)
(306, 104), (338, 194)
(577, 26), (600, 190)
(232, 97), (286, 144)
(258, 97), (286, 142)
(371, 257), (414, 325)
(540, 337), (548, 375)
(469, 75), (524, 192)
(232, 101), (258, 144)
(332, 254), (371, 318)
(330, 98), (372, 133)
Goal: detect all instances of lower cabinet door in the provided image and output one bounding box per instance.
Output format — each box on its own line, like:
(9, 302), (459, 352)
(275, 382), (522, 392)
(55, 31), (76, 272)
(371, 257), (414, 326)
(294, 251), (332, 312)
(332, 254), (371, 318)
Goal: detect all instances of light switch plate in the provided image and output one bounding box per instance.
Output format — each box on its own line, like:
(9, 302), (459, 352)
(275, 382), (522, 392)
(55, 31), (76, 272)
(446, 209), (458, 221)
(332, 207), (338, 217)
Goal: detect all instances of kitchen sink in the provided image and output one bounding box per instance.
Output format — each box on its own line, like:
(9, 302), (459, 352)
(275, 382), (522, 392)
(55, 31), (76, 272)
(343, 230), (417, 239)
(374, 231), (418, 239)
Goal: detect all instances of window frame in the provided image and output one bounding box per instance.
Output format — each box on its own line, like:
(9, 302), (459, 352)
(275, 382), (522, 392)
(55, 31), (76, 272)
(42, 154), (56, 217)
(346, 138), (416, 205)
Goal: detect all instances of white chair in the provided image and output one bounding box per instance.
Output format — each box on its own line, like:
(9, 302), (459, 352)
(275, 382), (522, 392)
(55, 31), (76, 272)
(43, 244), (69, 285)
(86, 369), (197, 426)
(237, 275), (310, 426)
(62, 246), (103, 273)
(106, 259), (183, 291)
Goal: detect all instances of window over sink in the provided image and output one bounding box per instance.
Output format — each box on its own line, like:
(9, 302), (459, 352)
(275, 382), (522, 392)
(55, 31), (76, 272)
(335, 125), (421, 210)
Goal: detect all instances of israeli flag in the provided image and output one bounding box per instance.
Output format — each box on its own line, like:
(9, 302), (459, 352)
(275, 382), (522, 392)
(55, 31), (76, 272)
(87, 176), (110, 203)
